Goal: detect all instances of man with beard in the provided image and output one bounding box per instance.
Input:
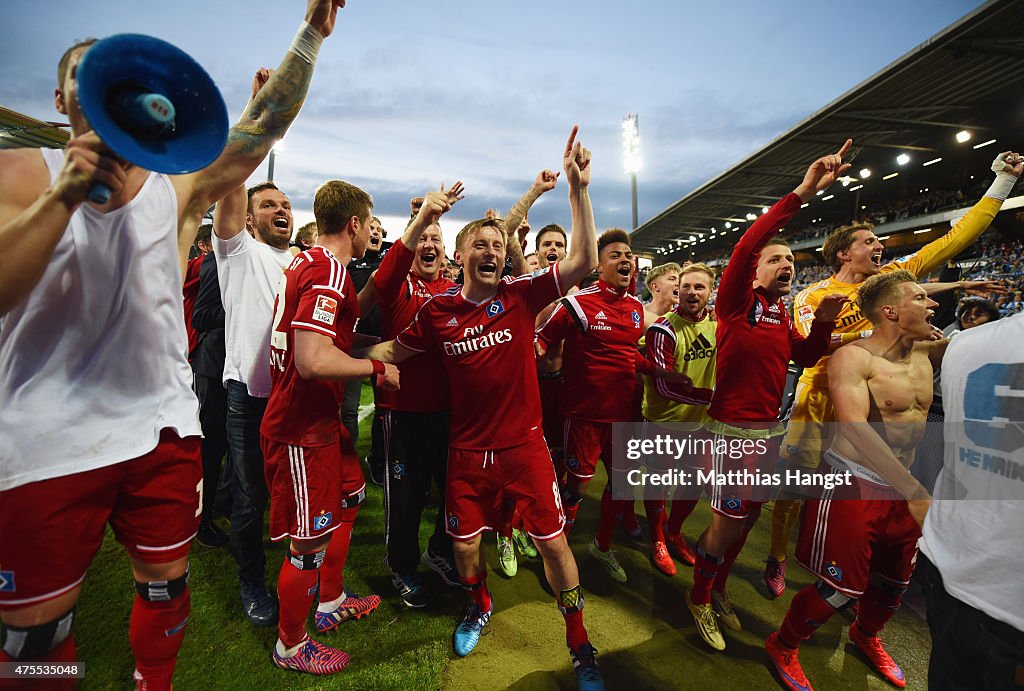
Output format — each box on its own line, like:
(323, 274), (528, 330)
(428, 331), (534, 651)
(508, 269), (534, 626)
(365, 127), (605, 690)
(364, 184), (465, 607)
(639, 263), (717, 575)
(764, 151), (1022, 599)
(214, 179), (301, 628)
(767, 271), (946, 691)
(685, 143), (851, 652)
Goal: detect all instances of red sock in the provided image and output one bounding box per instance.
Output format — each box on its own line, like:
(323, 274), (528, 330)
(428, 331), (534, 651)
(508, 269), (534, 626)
(129, 591), (189, 691)
(319, 507), (359, 603)
(563, 502), (580, 533)
(621, 500), (640, 531)
(459, 571), (492, 612)
(278, 553), (319, 648)
(856, 582), (902, 636)
(644, 499), (666, 544)
(711, 528), (751, 593)
(779, 584), (839, 648)
(690, 544), (722, 606)
(0, 635), (77, 691)
(594, 488), (621, 552)
(667, 498), (698, 535)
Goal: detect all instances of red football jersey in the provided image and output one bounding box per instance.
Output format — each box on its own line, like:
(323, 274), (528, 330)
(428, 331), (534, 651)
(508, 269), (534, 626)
(396, 264), (564, 450)
(261, 247), (359, 447)
(374, 241), (455, 412)
(708, 193), (832, 428)
(182, 253), (203, 358)
(535, 280), (648, 422)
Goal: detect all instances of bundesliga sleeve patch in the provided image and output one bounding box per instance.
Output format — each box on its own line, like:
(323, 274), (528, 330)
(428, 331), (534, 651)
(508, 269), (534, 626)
(798, 305), (815, 323)
(312, 295), (339, 326)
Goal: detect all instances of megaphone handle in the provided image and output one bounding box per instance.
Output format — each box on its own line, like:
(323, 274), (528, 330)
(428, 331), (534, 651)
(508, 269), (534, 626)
(88, 183), (112, 205)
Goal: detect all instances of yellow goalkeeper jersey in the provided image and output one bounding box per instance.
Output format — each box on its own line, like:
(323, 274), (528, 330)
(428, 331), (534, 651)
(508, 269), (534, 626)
(795, 195), (1002, 389)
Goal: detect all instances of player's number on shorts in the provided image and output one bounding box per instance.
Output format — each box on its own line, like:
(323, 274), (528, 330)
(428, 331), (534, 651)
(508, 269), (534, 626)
(270, 273), (289, 369)
(195, 479), (203, 518)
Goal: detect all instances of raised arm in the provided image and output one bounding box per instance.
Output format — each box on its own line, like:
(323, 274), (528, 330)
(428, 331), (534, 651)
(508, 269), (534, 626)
(173, 1), (345, 226)
(897, 152), (1022, 278)
(212, 184), (247, 242)
(505, 170), (559, 277)
(717, 140), (852, 319)
(828, 346), (930, 509)
(557, 126), (598, 289)
(363, 184), (464, 313)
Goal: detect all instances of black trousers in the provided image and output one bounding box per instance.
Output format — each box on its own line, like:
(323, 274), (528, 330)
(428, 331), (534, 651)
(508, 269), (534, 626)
(382, 409), (453, 574)
(921, 554), (1024, 690)
(193, 371), (228, 523)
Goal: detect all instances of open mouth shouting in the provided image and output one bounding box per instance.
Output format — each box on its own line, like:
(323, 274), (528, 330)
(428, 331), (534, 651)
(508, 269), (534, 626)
(419, 250), (438, 267)
(870, 251), (883, 268)
(272, 216), (290, 231)
(616, 264), (631, 279)
(777, 270), (792, 287)
(477, 261), (499, 278)
(545, 251), (559, 264)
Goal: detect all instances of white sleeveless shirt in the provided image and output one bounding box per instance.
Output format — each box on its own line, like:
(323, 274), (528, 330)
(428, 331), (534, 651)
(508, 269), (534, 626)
(0, 149), (201, 491)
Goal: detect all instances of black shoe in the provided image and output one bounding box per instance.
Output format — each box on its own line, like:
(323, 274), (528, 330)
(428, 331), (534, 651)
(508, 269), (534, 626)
(367, 455), (385, 486)
(240, 581), (279, 627)
(195, 522), (229, 548)
(392, 571), (431, 608)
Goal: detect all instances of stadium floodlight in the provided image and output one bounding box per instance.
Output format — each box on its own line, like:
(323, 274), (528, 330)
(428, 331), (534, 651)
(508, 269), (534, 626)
(800, 202), (809, 208)
(923, 157), (942, 167)
(859, 168), (871, 179)
(955, 130), (971, 144)
(745, 212), (757, 221)
(622, 114), (640, 229)
(849, 184), (863, 191)
(914, 228), (932, 234)
(973, 138), (997, 149)
(724, 222), (731, 229)
(761, 206), (769, 214)
(883, 172), (899, 180)
(896, 153), (910, 166)
(821, 194), (834, 201)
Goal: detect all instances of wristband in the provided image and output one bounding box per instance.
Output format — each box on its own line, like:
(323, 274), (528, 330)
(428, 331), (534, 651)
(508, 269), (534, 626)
(370, 359), (386, 388)
(289, 21), (324, 65)
(984, 154), (1019, 202)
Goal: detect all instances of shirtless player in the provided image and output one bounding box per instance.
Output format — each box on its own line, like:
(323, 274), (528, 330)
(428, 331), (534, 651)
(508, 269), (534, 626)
(767, 270), (947, 691)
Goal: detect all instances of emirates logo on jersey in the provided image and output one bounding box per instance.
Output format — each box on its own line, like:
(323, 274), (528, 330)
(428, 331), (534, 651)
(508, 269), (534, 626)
(443, 327), (513, 356)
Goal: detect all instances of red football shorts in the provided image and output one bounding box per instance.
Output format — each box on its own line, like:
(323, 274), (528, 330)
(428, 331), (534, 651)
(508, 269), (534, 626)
(0, 430), (201, 609)
(796, 473), (920, 597)
(445, 434), (565, 542)
(263, 431), (365, 542)
(706, 432), (781, 519)
(562, 417), (612, 480)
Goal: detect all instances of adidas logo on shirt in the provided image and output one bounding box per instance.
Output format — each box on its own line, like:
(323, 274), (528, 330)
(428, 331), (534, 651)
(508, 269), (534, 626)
(682, 332), (714, 362)
(595, 310), (608, 321)
(447, 316), (459, 327)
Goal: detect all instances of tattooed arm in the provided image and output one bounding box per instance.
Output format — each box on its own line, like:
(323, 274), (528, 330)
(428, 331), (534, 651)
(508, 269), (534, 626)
(171, 0), (345, 248)
(504, 170), (558, 276)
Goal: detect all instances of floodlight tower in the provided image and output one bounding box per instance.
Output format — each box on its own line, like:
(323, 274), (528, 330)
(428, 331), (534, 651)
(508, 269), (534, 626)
(622, 114), (640, 230)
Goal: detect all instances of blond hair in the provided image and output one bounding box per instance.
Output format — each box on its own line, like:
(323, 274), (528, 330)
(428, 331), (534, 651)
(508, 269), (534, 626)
(857, 269), (917, 323)
(823, 222), (874, 273)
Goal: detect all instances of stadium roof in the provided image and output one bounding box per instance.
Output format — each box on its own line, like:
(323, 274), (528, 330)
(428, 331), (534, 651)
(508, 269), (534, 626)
(633, 0), (1024, 260)
(0, 106), (68, 149)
